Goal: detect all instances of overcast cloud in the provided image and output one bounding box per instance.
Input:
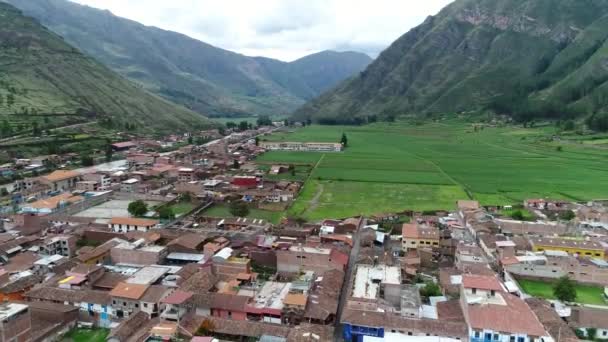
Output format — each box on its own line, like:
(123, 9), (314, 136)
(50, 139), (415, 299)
(69, 0), (453, 61)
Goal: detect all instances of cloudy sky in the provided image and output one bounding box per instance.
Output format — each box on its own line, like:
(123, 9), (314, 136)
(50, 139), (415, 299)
(69, 0), (453, 61)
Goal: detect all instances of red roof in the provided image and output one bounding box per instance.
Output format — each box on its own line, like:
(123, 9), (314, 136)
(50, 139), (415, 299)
(329, 248), (349, 267)
(467, 293), (547, 336)
(402, 223), (418, 239)
(462, 274), (503, 291)
(112, 141), (136, 149)
(161, 290), (193, 305)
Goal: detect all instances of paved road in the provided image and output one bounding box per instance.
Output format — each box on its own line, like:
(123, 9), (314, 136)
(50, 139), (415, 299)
(333, 219), (364, 341)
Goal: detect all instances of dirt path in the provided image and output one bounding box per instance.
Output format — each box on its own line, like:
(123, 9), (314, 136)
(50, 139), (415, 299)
(303, 182), (324, 216)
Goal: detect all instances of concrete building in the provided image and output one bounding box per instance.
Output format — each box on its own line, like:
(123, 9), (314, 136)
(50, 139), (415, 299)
(110, 282), (149, 318)
(529, 237), (604, 258)
(40, 170), (81, 191)
(0, 303), (31, 342)
(212, 248), (251, 280)
(109, 217), (160, 233)
(402, 224), (440, 251)
(120, 178), (140, 192)
(260, 141), (343, 152)
(110, 240), (167, 265)
(39, 235), (77, 257)
(276, 246), (346, 274)
(178, 168), (196, 182)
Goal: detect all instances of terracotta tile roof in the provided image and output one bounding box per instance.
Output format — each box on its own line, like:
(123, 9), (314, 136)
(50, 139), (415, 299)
(161, 290), (193, 305)
(287, 324), (334, 342)
(167, 233), (207, 250)
(402, 224), (439, 240)
(110, 282), (149, 300)
(526, 298), (579, 342)
(209, 293), (249, 312)
(283, 293), (307, 306)
(42, 170), (81, 182)
(109, 217), (159, 227)
(570, 306), (608, 329)
(28, 193), (83, 210)
(109, 311), (149, 341)
(462, 274), (503, 291)
(4, 251), (40, 273)
(206, 317), (290, 338)
(180, 268), (218, 292)
(530, 237), (603, 251)
(140, 285), (170, 303)
(467, 294), (547, 336)
(342, 308), (467, 339)
(437, 299), (466, 322)
(25, 287), (110, 305)
(93, 272), (128, 290)
(76, 239), (121, 262)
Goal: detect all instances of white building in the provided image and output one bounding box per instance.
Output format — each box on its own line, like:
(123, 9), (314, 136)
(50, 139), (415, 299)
(109, 217), (160, 233)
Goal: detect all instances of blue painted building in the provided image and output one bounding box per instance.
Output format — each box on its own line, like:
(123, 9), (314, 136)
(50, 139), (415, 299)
(343, 323), (384, 342)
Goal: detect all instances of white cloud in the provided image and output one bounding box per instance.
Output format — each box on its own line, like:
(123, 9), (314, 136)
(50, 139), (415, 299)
(69, 0), (453, 61)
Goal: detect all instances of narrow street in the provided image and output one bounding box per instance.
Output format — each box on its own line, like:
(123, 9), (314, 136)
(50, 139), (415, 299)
(333, 220), (363, 341)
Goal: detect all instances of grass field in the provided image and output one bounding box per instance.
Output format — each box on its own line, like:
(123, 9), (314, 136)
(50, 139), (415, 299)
(202, 204), (285, 224)
(169, 202), (195, 216)
(258, 122), (608, 219)
(62, 328), (109, 342)
(517, 279), (606, 305)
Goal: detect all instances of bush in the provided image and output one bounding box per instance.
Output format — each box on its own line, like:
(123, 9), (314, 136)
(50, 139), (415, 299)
(158, 207), (175, 220)
(553, 276), (577, 302)
(229, 201), (250, 217)
(559, 210), (576, 221)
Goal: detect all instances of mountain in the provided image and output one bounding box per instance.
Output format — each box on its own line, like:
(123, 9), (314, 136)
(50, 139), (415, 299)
(0, 2), (211, 133)
(294, 0), (608, 124)
(7, 0), (372, 118)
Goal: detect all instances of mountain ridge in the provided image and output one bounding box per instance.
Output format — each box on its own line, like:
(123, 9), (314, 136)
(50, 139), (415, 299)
(294, 0), (608, 124)
(0, 2), (211, 133)
(7, 0), (372, 118)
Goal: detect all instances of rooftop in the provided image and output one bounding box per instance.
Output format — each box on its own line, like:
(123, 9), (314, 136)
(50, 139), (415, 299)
(250, 282), (292, 310)
(42, 170), (80, 182)
(352, 264), (401, 300)
(288, 245), (331, 255)
(531, 237), (603, 250)
(0, 303), (28, 320)
(110, 217), (159, 227)
(126, 266), (170, 285)
(110, 282), (149, 300)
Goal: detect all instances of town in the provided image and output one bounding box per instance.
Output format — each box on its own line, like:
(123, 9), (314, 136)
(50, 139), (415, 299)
(0, 121), (603, 342)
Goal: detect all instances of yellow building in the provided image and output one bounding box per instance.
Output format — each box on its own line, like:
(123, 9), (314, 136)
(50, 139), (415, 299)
(530, 237), (604, 258)
(402, 223), (440, 251)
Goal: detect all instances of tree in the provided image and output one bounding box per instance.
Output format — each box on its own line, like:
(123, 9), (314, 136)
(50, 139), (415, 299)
(283, 119), (289, 127)
(80, 154), (94, 166)
(218, 126), (226, 135)
(556, 146), (563, 152)
(255, 136), (259, 146)
(128, 200), (148, 217)
(289, 164), (295, 176)
(6, 93), (14, 107)
(238, 121), (249, 131)
(181, 192), (192, 202)
(340, 133), (348, 147)
(553, 276), (577, 302)
(559, 210), (576, 221)
(158, 206), (175, 220)
(105, 141), (114, 162)
(188, 135), (194, 144)
(256, 115), (272, 126)
(587, 327), (597, 340)
(0, 120), (12, 137)
(420, 281), (442, 297)
(229, 201), (250, 217)
(563, 120), (575, 131)
(226, 121), (237, 129)
(0, 187), (8, 197)
(32, 121), (41, 137)
(232, 160), (240, 169)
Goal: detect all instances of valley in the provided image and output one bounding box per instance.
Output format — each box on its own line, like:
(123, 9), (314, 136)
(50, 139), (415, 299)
(258, 122), (608, 219)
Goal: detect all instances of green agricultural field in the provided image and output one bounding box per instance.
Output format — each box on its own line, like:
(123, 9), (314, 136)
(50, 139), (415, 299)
(517, 279), (606, 305)
(257, 122), (608, 219)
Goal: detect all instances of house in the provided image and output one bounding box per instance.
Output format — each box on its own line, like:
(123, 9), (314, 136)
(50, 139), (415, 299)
(109, 217), (160, 233)
(529, 237), (604, 258)
(0, 303), (31, 342)
(160, 290), (193, 321)
(40, 170), (81, 191)
(111, 241), (167, 265)
(460, 274), (550, 342)
(39, 235), (77, 257)
(82, 173), (112, 191)
(120, 178), (140, 192)
(277, 246), (347, 274)
(232, 176), (258, 188)
(22, 193), (84, 215)
(110, 282), (149, 318)
(569, 307), (608, 339)
(178, 168), (196, 182)
(210, 293), (249, 320)
(402, 223), (440, 251)
(269, 165), (288, 175)
(111, 141), (137, 151)
(139, 285), (171, 318)
(76, 238), (123, 265)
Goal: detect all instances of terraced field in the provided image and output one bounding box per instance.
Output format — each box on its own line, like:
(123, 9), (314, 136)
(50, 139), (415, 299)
(258, 122), (608, 220)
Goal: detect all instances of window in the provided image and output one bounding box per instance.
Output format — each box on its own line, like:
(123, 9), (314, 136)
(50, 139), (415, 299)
(135, 303), (139, 308)
(144, 303), (148, 308)
(411, 241), (416, 244)
(123, 302), (127, 306)
(602, 331), (607, 337)
(494, 334), (499, 340)
(112, 300), (116, 305)
(472, 288), (477, 294)
(510, 337), (515, 342)
(490, 290), (495, 296)
(596, 253), (601, 257)
(408, 332), (413, 336)
(474, 331), (480, 338)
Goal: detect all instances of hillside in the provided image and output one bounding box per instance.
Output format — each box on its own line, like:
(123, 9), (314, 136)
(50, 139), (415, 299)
(8, 0), (372, 118)
(294, 0), (608, 124)
(0, 2), (212, 133)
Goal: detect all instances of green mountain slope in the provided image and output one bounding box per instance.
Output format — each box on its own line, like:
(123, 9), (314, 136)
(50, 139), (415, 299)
(8, 0), (372, 118)
(0, 2), (211, 133)
(294, 0), (608, 123)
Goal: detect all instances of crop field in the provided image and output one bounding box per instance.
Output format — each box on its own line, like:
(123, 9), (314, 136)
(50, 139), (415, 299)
(258, 122), (608, 220)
